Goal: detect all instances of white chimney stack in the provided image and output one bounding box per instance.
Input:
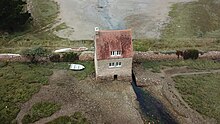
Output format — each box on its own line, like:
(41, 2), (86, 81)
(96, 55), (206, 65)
(95, 27), (99, 35)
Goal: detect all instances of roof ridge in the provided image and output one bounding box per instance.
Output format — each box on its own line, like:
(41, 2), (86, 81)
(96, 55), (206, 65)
(99, 29), (131, 32)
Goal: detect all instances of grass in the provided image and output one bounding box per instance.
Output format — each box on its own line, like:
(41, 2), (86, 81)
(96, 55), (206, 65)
(133, 0), (220, 51)
(0, 0), (94, 52)
(0, 61), (94, 123)
(142, 59), (220, 73)
(70, 61), (95, 80)
(53, 23), (69, 32)
(173, 73), (220, 122)
(22, 102), (61, 124)
(31, 0), (59, 28)
(0, 62), (53, 124)
(133, 38), (220, 51)
(162, 0), (220, 39)
(46, 112), (89, 124)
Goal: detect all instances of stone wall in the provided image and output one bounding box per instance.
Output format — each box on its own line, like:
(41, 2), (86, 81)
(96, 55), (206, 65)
(134, 51), (220, 61)
(79, 51), (94, 61)
(1, 51), (220, 62)
(95, 58), (133, 81)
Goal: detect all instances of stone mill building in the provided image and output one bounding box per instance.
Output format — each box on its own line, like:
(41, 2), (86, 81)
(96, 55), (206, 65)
(94, 28), (133, 81)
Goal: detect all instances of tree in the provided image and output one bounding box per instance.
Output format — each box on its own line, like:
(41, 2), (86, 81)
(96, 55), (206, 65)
(22, 47), (48, 63)
(0, 0), (31, 31)
(183, 49), (199, 60)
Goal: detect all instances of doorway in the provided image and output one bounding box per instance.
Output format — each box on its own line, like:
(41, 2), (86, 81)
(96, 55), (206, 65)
(114, 75), (118, 80)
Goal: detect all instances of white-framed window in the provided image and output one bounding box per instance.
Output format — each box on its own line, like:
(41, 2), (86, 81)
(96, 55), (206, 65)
(110, 51), (121, 56)
(109, 62), (115, 68)
(109, 62), (122, 68)
(116, 62), (122, 67)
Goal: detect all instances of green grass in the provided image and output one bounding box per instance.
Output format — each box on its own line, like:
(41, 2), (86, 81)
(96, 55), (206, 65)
(133, 0), (220, 51)
(47, 112), (89, 124)
(31, 0), (59, 28)
(0, 0), (94, 52)
(162, 0), (220, 39)
(22, 102), (61, 124)
(133, 38), (220, 51)
(173, 73), (220, 122)
(53, 23), (69, 32)
(142, 59), (220, 73)
(70, 61), (95, 80)
(0, 61), (94, 123)
(0, 62), (53, 124)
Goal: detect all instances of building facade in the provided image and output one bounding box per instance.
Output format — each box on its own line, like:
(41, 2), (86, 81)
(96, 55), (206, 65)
(94, 28), (133, 81)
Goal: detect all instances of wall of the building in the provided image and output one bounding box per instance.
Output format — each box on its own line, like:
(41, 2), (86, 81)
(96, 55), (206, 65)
(95, 58), (132, 81)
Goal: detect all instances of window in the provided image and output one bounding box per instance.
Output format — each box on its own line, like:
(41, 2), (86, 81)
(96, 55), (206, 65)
(109, 62), (115, 68)
(110, 51), (121, 56)
(116, 62), (118, 66)
(116, 62), (122, 67)
(109, 62), (122, 68)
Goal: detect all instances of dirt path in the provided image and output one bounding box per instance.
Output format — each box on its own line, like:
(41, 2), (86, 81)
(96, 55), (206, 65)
(53, 0), (196, 40)
(133, 65), (219, 124)
(161, 68), (219, 124)
(170, 69), (220, 77)
(16, 70), (143, 124)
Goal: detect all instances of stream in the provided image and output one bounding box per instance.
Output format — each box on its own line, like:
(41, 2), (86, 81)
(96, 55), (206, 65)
(132, 73), (177, 124)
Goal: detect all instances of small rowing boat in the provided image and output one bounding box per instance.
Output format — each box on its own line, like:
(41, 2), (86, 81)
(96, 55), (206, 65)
(69, 64), (85, 70)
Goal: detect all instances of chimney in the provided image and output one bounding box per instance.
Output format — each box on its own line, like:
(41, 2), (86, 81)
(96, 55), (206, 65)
(95, 27), (99, 35)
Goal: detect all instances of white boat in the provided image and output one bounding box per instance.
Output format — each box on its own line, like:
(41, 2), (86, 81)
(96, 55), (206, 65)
(69, 64), (85, 70)
(0, 54), (21, 58)
(54, 48), (72, 53)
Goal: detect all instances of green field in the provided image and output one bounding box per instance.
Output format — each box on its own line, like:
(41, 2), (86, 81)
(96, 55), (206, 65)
(163, 0), (220, 39)
(0, 0), (93, 53)
(133, 0), (220, 51)
(22, 102), (61, 124)
(0, 61), (94, 123)
(47, 112), (89, 124)
(173, 73), (220, 122)
(0, 62), (53, 123)
(142, 59), (220, 73)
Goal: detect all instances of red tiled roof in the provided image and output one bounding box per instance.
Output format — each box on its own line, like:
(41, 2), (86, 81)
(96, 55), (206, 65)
(95, 29), (133, 60)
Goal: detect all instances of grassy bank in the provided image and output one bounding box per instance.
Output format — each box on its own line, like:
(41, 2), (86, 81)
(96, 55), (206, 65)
(0, 62), (53, 123)
(22, 102), (61, 124)
(173, 73), (220, 122)
(47, 112), (89, 124)
(0, 61), (94, 123)
(0, 0), (94, 53)
(31, 0), (59, 28)
(142, 59), (220, 73)
(133, 38), (220, 51)
(134, 0), (220, 51)
(162, 0), (220, 39)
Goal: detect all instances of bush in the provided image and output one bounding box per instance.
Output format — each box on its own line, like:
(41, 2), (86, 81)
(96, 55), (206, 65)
(183, 49), (199, 60)
(62, 52), (78, 62)
(22, 102), (61, 124)
(47, 112), (89, 124)
(0, 63), (53, 123)
(21, 47), (48, 63)
(49, 54), (60, 62)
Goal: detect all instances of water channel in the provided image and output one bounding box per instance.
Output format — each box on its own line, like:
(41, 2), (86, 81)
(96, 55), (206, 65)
(132, 73), (177, 124)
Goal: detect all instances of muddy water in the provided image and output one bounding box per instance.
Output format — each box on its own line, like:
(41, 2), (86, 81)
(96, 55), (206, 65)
(54, 0), (196, 40)
(132, 74), (177, 124)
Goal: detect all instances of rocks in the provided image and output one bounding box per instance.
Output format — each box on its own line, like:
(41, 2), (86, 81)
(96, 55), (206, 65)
(79, 51), (94, 61)
(134, 51), (178, 61)
(134, 51), (220, 61)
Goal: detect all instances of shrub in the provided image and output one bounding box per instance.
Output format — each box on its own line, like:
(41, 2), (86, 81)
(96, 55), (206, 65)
(62, 52), (78, 62)
(183, 49), (199, 60)
(47, 112), (89, 124)
(49, 54), (60, 62)
(22, 102), (61, 124)
(21, 47), (48, 63)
